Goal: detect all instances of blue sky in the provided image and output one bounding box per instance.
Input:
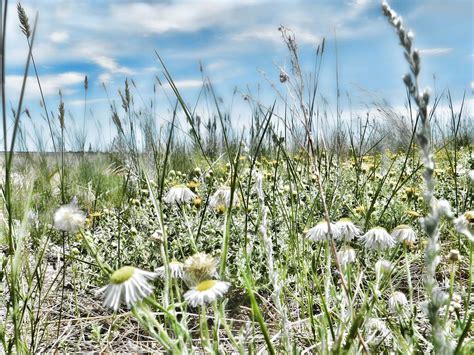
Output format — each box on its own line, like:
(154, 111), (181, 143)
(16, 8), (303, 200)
(4, 0), (473, 150)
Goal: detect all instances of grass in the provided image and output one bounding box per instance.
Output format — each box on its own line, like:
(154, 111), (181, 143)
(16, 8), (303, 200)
(0, 1), (473, 353)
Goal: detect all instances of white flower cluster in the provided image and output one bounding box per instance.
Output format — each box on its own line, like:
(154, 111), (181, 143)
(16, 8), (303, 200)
(306, 219), (418, 252)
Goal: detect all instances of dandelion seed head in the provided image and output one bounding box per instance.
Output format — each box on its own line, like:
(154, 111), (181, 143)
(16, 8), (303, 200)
(184, 252), (218, 284)
(53, 201), (86, 232)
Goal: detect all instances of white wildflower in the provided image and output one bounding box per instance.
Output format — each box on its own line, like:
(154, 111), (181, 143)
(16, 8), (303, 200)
(164, 184), (196, 204)
(184, 279), (230, 307)
(360, 227), (395, 250)
(335, 218), (361, 241)
(306, 221), (340, 242)
(209, 185), (238, 208)
(337, 245), (356, 266)
(98, 266), (157, 311)
(156, 260), (184, 279)
(388, 291), (408, 313)
(391, 224), (417, 246)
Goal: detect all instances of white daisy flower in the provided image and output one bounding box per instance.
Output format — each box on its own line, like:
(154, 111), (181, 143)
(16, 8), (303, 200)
(454, 211), (474, 241)
(337, 245), (356, 266)
(360, 227), (395, 250)
(391, 224), (417, 246)
(156, 260), (184, 279)
(98, 266), (157, 311)
(335, 218), (361, 241)
(184, 252), (218, 284)
(184, 279), (230, 307)
(164, 184), (196, 204)
(209, 185), (238, 208)
(53, 199), (86, 232)
(388, 291), (408, 313)
(306, 221), (340, 242)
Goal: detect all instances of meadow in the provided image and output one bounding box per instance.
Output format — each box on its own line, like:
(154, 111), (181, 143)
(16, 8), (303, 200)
(0, 2), (473, 354)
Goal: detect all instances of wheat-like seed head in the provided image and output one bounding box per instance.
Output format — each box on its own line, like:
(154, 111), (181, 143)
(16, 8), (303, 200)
(17, 3), (31, 39)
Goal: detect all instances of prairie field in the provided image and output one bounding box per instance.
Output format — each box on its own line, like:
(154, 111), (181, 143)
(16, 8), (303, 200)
(0, 1), (473, 354)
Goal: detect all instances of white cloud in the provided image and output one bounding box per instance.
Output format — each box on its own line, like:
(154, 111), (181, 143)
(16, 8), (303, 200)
(419, 48), (453, 56)
(92, 55), (134, 75)
(6, 71), (85, 100)
(98, 73), (112, 85)
(353, 0), (371, 5)
(109, 1), (259, 34)
(69, 97), (109, 107)
(49, 31), (69, 44)
(471, 81), (474, 90)
(206, 60), (230, 71)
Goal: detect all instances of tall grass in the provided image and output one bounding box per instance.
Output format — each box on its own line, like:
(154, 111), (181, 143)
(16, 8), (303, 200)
(0, 1), (472, 353)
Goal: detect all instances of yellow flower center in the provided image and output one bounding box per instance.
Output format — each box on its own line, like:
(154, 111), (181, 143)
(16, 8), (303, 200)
(196, 280), (217, 291)
(187, 181), (200, 188)
(464, 211), (474, 223)
(110, 266), (135, 284)
(395, 224), (410, 230)
(406, 210), (421, 217)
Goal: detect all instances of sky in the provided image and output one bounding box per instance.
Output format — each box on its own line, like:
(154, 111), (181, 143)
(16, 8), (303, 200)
(4, 0), (473, 150)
